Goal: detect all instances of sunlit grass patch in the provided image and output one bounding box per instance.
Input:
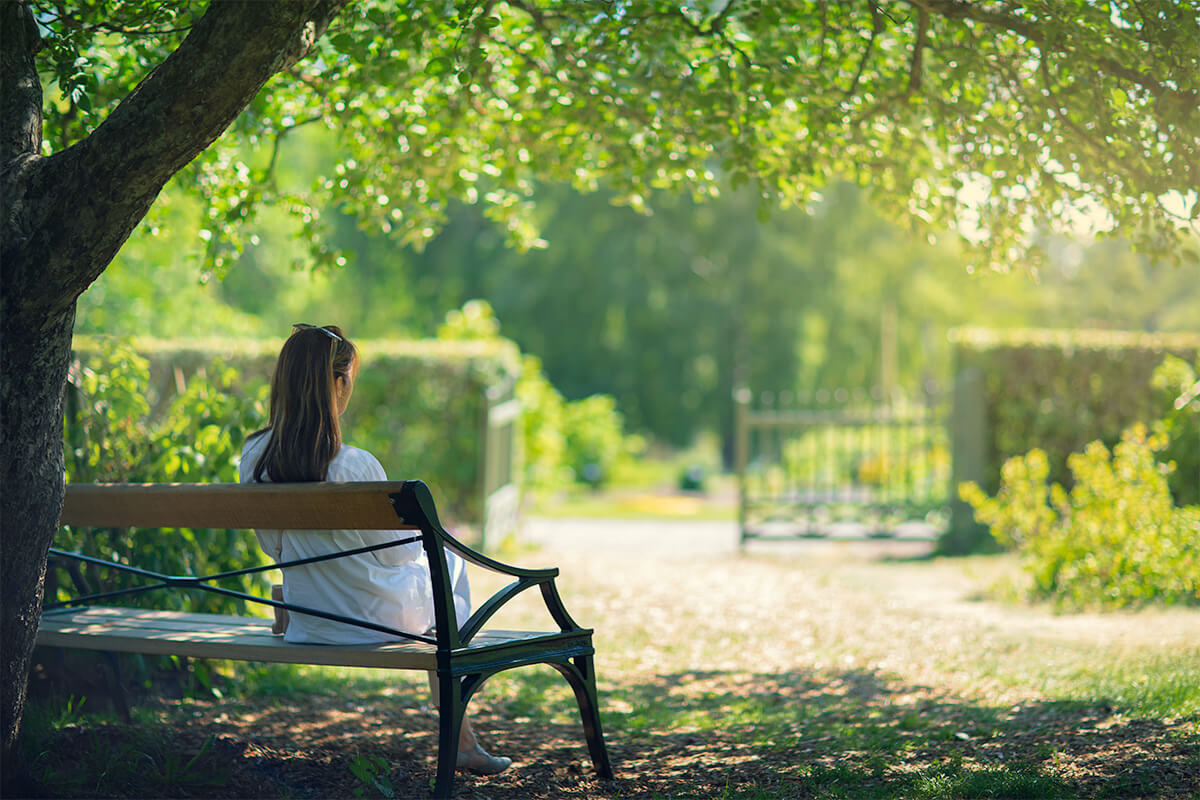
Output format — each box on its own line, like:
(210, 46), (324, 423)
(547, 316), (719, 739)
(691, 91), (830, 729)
(908, 761), (1072, 800)
(1058, 651), (1200, 719)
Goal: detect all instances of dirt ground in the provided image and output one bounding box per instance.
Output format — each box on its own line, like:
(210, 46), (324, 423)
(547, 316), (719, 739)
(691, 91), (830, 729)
(21, 525), (1200, 799)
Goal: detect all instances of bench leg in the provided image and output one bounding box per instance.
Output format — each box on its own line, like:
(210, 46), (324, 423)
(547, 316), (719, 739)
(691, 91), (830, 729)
(552, 654), (614, 781)
(102, 651), (132, 723)
(432, 672), (466, 799)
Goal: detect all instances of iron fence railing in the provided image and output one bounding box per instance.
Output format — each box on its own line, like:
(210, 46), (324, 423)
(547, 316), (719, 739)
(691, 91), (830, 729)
(735, 386), (950, 544)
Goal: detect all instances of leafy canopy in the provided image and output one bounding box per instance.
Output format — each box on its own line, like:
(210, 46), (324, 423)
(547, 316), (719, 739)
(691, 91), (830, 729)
(37, 0), (1200, 272)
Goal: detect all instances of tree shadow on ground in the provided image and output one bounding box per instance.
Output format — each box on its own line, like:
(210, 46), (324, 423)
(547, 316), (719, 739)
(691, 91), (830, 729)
(17, 661), (1199, 799)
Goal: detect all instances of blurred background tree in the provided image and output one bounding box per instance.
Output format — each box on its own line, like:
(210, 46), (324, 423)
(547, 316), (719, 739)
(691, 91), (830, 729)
(79, 161), (1200, 459)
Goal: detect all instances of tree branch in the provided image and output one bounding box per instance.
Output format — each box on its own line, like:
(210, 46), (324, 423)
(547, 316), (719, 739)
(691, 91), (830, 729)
(907, 7), (929, 95)
(844, 1), (885, 103)
(2, 0), (351, 326)
(264, 115), (324, 186)
(907, 0), (1199, 106)
(0, 2), (43, 163)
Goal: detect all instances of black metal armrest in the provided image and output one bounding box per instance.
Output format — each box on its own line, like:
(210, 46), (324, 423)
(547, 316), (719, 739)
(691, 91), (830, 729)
(394, 481), (585, 645)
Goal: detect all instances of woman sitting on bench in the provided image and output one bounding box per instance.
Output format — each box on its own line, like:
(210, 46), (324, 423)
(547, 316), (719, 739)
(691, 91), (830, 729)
(239, 323), (511, 776)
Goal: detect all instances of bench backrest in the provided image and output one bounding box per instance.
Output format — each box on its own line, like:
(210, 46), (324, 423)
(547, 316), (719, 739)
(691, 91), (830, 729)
(60, 481), (420, 530)
(52, 480), (562, 651)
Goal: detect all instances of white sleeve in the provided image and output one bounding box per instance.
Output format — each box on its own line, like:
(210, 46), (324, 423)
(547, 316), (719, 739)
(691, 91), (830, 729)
(240, 434), (283, 561)
(331, 446), (424, 566)
(255, 530), (284, 562)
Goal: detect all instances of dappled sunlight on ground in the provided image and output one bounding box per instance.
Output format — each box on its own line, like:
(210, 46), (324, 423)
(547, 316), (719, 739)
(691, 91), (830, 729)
(25, 533), (1200, 798)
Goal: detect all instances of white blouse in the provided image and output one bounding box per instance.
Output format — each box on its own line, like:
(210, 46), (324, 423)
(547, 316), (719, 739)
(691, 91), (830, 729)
(239, 432), (471, 644)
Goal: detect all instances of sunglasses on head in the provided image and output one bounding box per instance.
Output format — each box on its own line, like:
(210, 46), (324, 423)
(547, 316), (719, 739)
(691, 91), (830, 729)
(292, 323), (343, 342)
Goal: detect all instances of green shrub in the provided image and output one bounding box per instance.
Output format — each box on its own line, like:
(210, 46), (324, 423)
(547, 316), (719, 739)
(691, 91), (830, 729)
(961, 425), (1200, 610)
(1151, 355), (1200, 507)
(435, 299), (644, 493)
(344, 337), (519, 534)
(59, 339), (271, 614)
(562, 394), (644, 488)
(516, 352), (570, 492)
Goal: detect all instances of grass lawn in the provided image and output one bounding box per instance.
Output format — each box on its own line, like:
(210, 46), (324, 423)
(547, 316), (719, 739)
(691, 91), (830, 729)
(18, 539), (1200, 799)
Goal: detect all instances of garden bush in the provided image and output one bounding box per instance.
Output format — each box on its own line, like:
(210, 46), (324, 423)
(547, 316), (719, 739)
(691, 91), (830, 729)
(515, 352), (570, 492)
(960, 425), (1200, 610)
(1151, 354), (1200, 507)
(436, 299), (644, 493)
(59, 339), (271, 615)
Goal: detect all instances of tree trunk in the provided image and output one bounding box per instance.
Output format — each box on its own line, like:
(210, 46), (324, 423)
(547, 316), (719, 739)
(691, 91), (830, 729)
(0, 304), (76, 772)
(0, 0), (350, 776)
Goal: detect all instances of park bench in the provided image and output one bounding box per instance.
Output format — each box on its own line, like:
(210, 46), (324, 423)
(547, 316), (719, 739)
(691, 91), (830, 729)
(37, 480), (613, 798)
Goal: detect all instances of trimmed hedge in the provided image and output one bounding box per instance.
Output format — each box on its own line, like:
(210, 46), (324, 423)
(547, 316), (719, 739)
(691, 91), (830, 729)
(70, 336), (521, 540)
(951, 327), (1200, 493)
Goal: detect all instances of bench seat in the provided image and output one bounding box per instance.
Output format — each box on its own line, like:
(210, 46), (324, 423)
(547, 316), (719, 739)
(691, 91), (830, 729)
(38, 607), (580, 671)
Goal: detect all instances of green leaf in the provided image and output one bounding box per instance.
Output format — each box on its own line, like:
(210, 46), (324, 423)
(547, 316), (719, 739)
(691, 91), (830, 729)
(425, 56), (452, 75)
(329, 33), (356, 53)
(70, 86), (91, 113)
(755, 201), (771, 224)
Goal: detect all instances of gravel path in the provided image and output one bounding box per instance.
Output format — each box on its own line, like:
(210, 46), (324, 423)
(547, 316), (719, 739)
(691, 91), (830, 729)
(520, 516), (937, 559)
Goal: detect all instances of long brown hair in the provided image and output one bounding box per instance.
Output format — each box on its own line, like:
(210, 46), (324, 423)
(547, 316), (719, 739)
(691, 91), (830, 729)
(250, 324), (357, 482)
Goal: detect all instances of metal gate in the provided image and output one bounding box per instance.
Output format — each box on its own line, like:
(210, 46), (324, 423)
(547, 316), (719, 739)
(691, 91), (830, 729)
(478, 374), (521, 551)
(735, 386), (950, 544)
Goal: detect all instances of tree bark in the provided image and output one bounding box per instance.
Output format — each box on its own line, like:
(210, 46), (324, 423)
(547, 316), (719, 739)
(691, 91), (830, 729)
(0, 0), (349, 776)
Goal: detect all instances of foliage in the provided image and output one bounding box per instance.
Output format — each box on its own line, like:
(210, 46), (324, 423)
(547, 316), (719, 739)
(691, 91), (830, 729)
(435, 297), (502, 341)
(961, 426), (1200, 610)
(515, 352), (568, 493)
(1151, 354), (1200, 507)
(69, 334), (521, 536)
(54, 7), (1200, 453)
(36, 1), (1200, 283)
(348, 753), (396, 799)
(952, 328), (1200, 495)
(344, 339), (518, 534)
(436, 299), (643, 491)
(561, 394), (645, 489)
(68, 307), (643, 539)
(58, 339), (271, 615)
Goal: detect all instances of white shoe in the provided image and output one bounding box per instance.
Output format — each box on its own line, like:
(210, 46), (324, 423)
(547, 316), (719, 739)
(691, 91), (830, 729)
(456, 743), (512, 775)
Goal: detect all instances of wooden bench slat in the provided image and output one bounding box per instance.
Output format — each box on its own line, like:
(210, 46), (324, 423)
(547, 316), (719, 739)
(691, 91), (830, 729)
(43, 606), (274, 626)
(37, 608), (563, 671)
(60, 482), (420, 530)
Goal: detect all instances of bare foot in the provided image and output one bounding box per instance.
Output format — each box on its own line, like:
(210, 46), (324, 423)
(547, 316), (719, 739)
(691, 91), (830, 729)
(271, 584), (289, 635)
(456, 743), (511, 775)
